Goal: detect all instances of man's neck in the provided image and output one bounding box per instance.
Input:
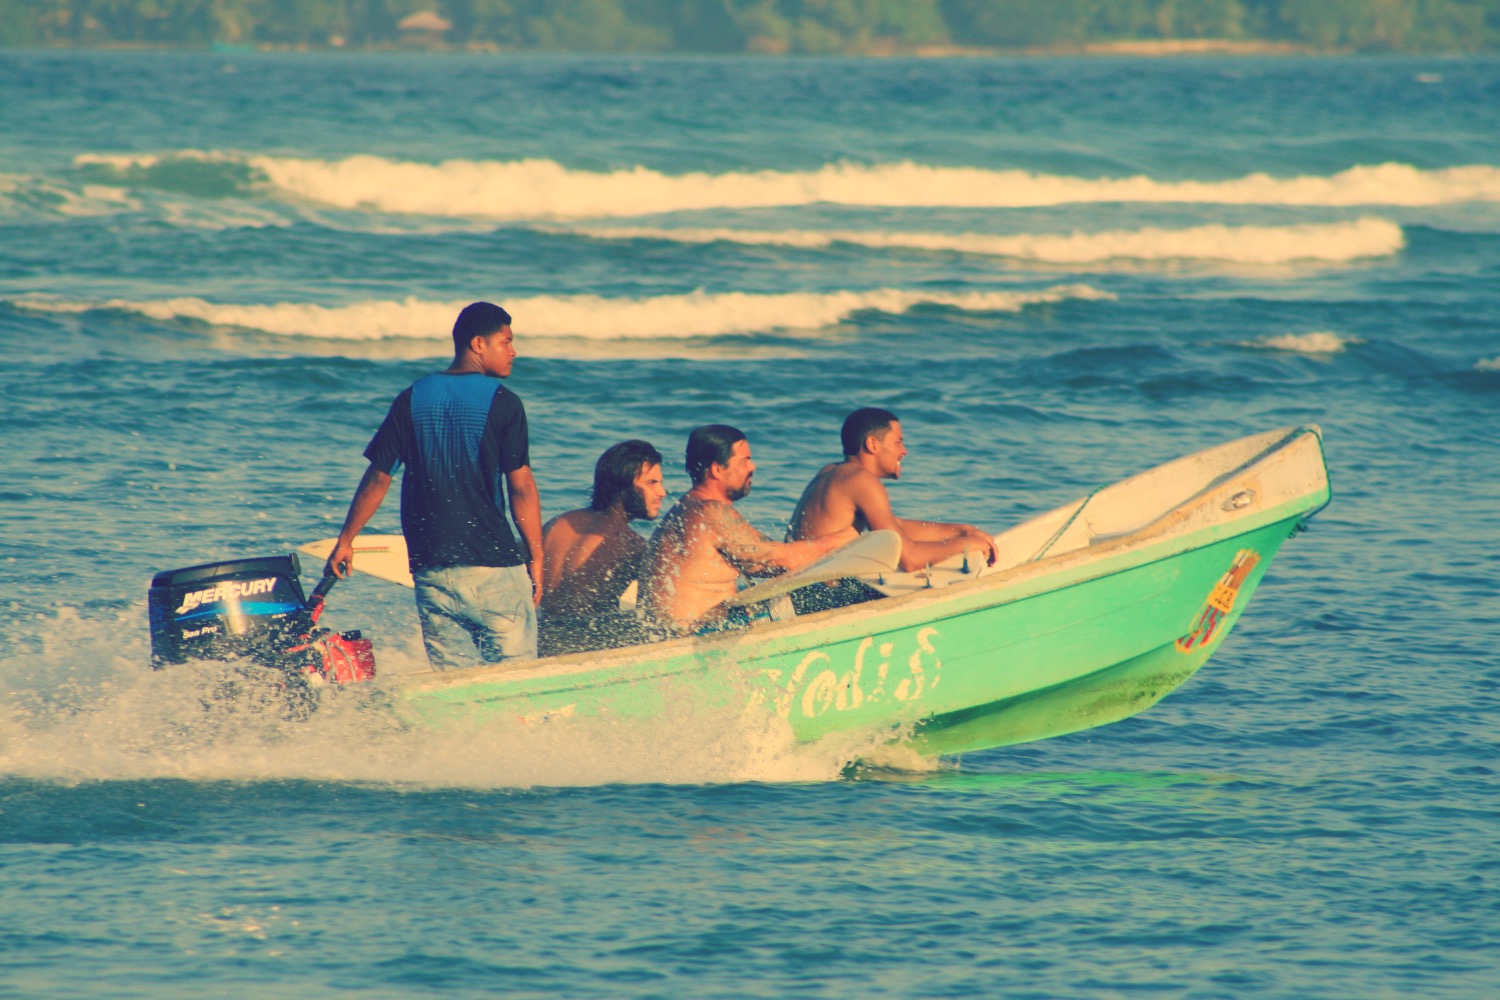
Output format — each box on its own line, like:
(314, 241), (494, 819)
(444, 351), (491, 375)
(601, 501), (634, 529)
(688, 483), (733, 504)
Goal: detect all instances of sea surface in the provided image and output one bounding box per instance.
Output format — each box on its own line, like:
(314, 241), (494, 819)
(1, 51), (1497, 998)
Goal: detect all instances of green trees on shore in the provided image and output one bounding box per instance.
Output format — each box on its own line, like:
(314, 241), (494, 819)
(4, 0), (1499, 53)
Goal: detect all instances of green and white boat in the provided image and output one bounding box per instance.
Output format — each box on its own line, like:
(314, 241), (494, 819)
(352, 425), (1331, 757)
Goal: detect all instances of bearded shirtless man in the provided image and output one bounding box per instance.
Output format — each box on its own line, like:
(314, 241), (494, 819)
(638, 425), (856, 637)
(541, 440), (666, 618)
(789, 407), (998, 572)
(538, 440), (667, 655)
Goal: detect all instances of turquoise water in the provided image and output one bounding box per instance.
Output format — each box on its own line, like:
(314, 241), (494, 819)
(2, 51), (1497, 997)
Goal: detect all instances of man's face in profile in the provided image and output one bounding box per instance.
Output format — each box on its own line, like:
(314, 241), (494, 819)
(872, 421), (907, 480)
(721, 440), (755, 501)
(626, 462), (667, 520)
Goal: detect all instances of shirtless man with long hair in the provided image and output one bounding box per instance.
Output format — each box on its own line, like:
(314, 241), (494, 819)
(538, 440), (666, 655)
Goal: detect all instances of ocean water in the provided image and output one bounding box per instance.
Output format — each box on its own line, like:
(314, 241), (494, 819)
(2, 50), (1498, 998)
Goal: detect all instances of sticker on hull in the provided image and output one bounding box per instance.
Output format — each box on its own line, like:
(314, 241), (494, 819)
(1176, 549), (1261, 653)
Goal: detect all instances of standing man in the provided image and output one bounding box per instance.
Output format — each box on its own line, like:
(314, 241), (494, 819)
(325, 301), (542, 669)
(538, 440), (666, 655)
(638, 425), (855, 637)
(789, 407), (998, 572)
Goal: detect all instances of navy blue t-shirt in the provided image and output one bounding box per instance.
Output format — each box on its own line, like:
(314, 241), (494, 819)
(364, 373), (530, 571)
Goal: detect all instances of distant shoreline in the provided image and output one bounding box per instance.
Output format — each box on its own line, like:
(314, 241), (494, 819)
(8, 39), (1397, 57)
(815, 37), (1322, 57)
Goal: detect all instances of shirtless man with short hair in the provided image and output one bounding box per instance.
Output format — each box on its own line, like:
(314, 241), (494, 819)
(539, 440), (666, 655)
(789, 407), (998, 572)
(638, 425), (855, 637)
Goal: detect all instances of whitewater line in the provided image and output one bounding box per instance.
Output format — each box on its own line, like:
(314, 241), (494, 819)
(11, 285), (1115, 341)
(71, 152), (1500, 219)
(250, 157), (1500, 218)
(564, 218), (1405, 264)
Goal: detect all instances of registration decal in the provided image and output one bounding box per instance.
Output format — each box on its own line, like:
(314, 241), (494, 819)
(1176, 549), (1261, 653)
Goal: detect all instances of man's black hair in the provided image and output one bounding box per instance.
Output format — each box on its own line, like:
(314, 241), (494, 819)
(590, 440), (663, 514)
(452, 301), (512, 352)
(685, 424), (746, 485)
(841, 407), (897, 458)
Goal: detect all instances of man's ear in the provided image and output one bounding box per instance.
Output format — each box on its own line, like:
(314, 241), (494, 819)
(863, 434), (879, 455)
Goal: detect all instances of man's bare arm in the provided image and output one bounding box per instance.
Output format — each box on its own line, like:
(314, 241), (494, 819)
(714, 504), (855, 577)
(843, 474), (997, 570)
(506, 465), (545, 606)
(896, 516), (998, 567)
(326, 464), (393, 579)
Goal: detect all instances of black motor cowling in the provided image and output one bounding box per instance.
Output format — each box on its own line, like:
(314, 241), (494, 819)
(149, 553), (374, 684)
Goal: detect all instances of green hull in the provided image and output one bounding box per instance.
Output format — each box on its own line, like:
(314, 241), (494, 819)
(397, 427), (1330, 757)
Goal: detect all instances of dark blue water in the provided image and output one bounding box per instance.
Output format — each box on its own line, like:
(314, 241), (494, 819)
(1, 51), (1497, 998)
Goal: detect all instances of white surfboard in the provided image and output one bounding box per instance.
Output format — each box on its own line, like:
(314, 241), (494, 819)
(298, 535), (414, 588)
(727, 529), (903, 607)
(862, 544), (992, 597)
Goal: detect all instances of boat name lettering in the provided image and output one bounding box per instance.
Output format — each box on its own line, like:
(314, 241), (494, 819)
(769, 627), (942, 719)
(175, 577), (278, 614)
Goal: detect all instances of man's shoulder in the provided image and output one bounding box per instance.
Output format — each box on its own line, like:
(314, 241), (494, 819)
(411, 372), (518, 398)
(696, 498), (761, 544)
(663, 494), (742, 533)
(680, 493), (736, 518)
(488, 381), (525, 421)
(382, 382), (417, 409)
(827, 461), (884, 495)
(545, 507), (604, 537)
(542, 509), (579, 539)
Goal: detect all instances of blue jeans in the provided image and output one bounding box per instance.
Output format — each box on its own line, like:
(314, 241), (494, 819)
(412, 564), (537, 670)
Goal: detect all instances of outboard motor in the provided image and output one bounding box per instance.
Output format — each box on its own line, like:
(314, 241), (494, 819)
(149, 552), (375, 685)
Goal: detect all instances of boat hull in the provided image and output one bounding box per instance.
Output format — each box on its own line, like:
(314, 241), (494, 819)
(908, 522), (1293, 755)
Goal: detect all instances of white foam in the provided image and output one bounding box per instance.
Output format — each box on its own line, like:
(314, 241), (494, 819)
(11, 284), (1114, 342)
(569, 218), (1405, 264)
(74, 150), (240, 170)
(158, 200), (291, 231)
(1243, 331), (1363, 354)
(237, 155), (1500, 219)
(0, 173), (141, 220)
(0, 606), (890, 788)
(1478, 356), (1500, 371)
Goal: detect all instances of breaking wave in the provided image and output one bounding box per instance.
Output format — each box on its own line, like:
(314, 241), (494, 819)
(0, 172), (142, 220)
(568, 218), (1405, 264)
(11, 285), (1113, 341)
(71, 152), (1500, 219)
(1242, 331), (1363, 354)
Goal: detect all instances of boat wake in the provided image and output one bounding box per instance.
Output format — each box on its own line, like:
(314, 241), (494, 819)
(0, 607), (898, 789)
